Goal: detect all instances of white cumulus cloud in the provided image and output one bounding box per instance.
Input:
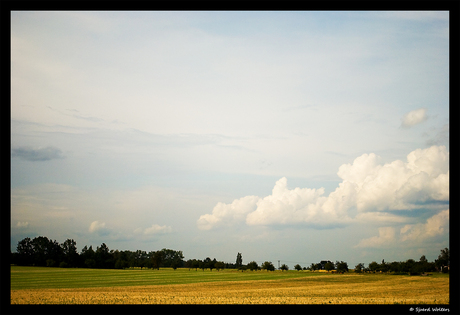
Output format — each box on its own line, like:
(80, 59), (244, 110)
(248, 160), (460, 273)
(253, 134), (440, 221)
(89, 220), (106, 233)
(141, 224), (173, 235)
(349, 145), (449, 212)
(197, 195), (260, 230)
(245, 177), (347, 226)
(401, 108), (427, 128)
(197, 145), (448, 230)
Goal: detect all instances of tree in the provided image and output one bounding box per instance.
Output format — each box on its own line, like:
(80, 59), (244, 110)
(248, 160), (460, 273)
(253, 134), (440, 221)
(80, 245), (95, 268)
(247, 261), (259, 271)
(368, 261), (379, 273)
(184, 259), (193, 270)
(280, 264), (289, 271)
(335, 261), (348, 273)
(419, 255), (427, 263)
(389, 261), (402, 273)
(261, 261), (275, 271)
(31, 236), (61, 266)
(205, 258), (217, 271)
(379, 259), (389, 273)
(192, 259), (200, 271)
(95, 243), (111, 268)
(215, 261), (225, 271)
(114, 250), (129, 269)
(435, 248), (449, 272)
(354, 263), (364, 273)
(171, 259), (181, 270)
(59, 261), (69, 268)
(151, 250), (164, 270)
(16, 237), (34, 266)
(131, 250), (148, 269)
(159, 249), (184, 268)
(294, 264), (302, 271)
(61, 239), (78, 267)
(324, 261), (335, 272)
(46, 259), (57, 267)
(236, 252), (243, 269)
(401, 259), (415, 274)
(203, 257), (212, 270)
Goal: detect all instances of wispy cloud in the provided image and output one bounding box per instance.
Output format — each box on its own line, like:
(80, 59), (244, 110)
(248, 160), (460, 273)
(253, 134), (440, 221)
(134, 224), (172, 235)
(16, 221), (29, 229)
(400, 108), (428, 128)
(11, 146), (65, 161)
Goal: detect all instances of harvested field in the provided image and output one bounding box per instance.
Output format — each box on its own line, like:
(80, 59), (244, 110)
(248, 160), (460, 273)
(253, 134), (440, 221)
(10, 266), (449, 304)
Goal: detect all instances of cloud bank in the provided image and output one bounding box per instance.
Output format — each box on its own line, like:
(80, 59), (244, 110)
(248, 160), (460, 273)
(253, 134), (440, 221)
(11, 146), (64, 161)
(197, 145), (448, 230)
(355, 209), (449, 248)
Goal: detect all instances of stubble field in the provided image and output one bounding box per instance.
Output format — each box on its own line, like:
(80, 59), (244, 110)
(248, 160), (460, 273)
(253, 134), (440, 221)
(10, 266), (449, 304)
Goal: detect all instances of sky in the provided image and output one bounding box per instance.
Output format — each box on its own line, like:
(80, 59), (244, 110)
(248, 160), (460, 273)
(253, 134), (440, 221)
(10, 11), (449, 269)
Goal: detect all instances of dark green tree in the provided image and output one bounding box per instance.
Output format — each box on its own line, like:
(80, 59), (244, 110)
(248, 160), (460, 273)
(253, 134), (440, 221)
(247, 261), (259, 271)
(389, 261), (402, 273)
(80, 245), (96, 268)
(379, 259), (389, 273)
(335, 261), (348, 273)
(151, 250), (164, 270)
(215, 261), (225, 271)
(261, 261), (275, 271)
(31, 236), (60, 266)
(16, 237), (34, 265)
(61, 239), (78, 267)
(310, 263), (321, 271)
(202, 257), (217, 271)
(294, 264), (302, 271)
(368, 261), (379, 273)
(113, 250), (130, 269)
(236, 252), (243, 269)
(95, 243), (111, 268)
(354, 263), (364, 273)
(160, 249), (184, 268)
(192, 259), (200, 271)
(280, 264), (289, 271)
(324, 261), (335, 272)
(199, 260), (206, 271)
(435, 248), (449, 272)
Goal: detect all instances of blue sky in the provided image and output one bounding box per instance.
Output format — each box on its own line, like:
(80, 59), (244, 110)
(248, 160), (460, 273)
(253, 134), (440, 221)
(11, 11), (449, 268)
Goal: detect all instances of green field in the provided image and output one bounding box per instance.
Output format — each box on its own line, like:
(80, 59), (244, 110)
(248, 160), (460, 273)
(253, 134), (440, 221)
(10, 266), (450, 304)
(11, 266), (316, 289)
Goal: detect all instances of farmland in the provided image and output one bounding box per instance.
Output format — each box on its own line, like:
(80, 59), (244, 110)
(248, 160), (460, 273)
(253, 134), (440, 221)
(10, 266), (449, 304)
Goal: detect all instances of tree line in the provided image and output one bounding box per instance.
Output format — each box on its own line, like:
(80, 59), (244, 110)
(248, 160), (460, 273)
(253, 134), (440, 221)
(352, 248), (450, 275)
(301, 248), (449, 275)
(11, 236), (185, 270)
(11, 237), (248, 271)
(11, 236), (449, 275)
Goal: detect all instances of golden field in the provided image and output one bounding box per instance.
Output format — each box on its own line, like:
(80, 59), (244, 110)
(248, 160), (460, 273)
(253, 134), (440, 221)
(11, 272), (449, 304)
